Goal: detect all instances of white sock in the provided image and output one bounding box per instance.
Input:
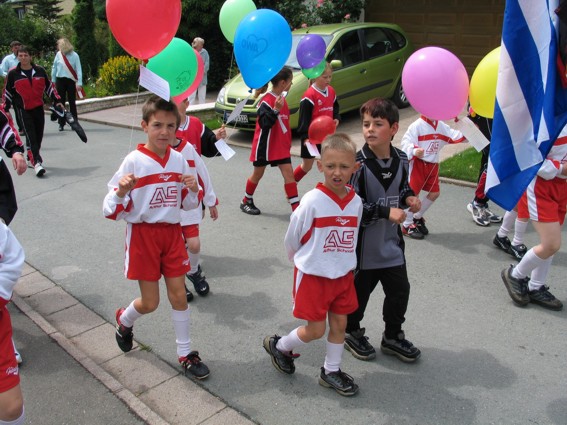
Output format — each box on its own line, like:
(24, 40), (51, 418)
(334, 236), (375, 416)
(188, 251), (200, 275)
(498, 210), (517, 238)
(120, 301), (143, 328)
(403, 210), (414, 227)
(171, 307), (191, 358)
(323, 341), (344, 374)
(0, 407), (25, 425)
(513, 249), (544, 279)
(276, 327), (305, 353)
(414, 197), (434, 219)
(512, 219), (528, 246)
(528, 256), (553, 291)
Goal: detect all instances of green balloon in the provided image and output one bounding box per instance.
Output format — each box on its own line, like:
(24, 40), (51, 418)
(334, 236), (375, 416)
(147, 38), (198, 97)
(301, 59), (326, 79)
(219, 0), (257, 43)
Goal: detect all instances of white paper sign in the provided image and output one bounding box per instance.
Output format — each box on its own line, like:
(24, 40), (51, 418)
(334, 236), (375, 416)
(305, 141), (320, 158)
(452, 117), (490, 152)
(225, 95), (252, 125)
(215, 139), (236, 161)
(139, 65), (170, 101)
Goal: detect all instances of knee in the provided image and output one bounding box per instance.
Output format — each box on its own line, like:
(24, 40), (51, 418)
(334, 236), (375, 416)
(187, 238), (200, 254)
(0, 396), (23, 422)
(138, 299), (158, 314)
(427, 191), (440, 201)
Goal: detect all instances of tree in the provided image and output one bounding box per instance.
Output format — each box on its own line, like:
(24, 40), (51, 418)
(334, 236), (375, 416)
(72, 0), (98, 79)
(31, 0), (63, 20)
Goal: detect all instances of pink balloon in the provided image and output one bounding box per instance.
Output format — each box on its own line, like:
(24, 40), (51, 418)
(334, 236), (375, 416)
(172, 49), (205, 104)
(401, 47), (469, 120)
(107, 0), (181, 61)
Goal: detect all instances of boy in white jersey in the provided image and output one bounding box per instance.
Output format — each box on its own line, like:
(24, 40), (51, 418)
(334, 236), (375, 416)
(103, 95), (209, 379)
(263, 133), (363, 396)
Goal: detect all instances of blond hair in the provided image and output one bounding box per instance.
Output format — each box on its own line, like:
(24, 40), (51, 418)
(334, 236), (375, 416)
(321, 133), (357, 159)
(57, 38), (74, 55)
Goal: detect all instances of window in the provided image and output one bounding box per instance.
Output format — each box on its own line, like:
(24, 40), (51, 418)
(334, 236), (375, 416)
(362, 28), (393, 59)
(328, 31), (363, 67)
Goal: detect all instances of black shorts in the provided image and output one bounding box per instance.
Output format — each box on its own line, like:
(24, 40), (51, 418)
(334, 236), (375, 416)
(253, 157), (292, 167)
(299, 141), (322, 159)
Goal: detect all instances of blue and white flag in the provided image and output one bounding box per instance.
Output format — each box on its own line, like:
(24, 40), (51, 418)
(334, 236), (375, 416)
(486, 0), (567, 211)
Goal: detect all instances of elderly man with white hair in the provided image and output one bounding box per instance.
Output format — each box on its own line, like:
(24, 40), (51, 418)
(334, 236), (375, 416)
(188, 37), (210, 105)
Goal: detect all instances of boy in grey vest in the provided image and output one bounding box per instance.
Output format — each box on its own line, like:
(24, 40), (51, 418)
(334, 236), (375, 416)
(345, 98), (422, 362)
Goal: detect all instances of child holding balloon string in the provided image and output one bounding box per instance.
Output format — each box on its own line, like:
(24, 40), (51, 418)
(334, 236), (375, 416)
(399, 115), (466, 239)
(293, 62), (340, 183)
(240, 67), (299, 215)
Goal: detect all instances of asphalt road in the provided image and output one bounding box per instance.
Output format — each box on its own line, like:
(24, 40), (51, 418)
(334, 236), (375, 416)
(8, 119), (567, 425)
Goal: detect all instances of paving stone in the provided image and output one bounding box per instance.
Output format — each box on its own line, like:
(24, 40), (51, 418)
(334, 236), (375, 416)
(25, 285), (78, 316)
(14, 271), (55, 297)
(72, 323), (138, 365)
(48, 303), (106, 338)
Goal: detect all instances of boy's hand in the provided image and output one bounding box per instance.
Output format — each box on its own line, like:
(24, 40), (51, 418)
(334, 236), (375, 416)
(414, 148), (425, 158)
(209, 206), (218, 221)
(215, 125), (226, 140)
(406, 196), (421, 213)
(116, 173), (138, 198)
(181, 174), (198, 192)
(388, 207), (407, 224)
(12, 153), (26, 175)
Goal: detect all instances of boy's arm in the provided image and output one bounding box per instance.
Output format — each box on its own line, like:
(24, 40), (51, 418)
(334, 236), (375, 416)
(200, 125), (220, 158)
(103, 162), (136, 221)
(0, 223), (24, 309)
(400, 124), (419, 160)
(193, 152), (218, 208)
(297, 97), (313, 143)
(398, 151), (416, 208)
(257, 101), (279, 130)
(180, 162), (203, 211)
(333, 96), (340, 123)
(283, 203), (312, 261)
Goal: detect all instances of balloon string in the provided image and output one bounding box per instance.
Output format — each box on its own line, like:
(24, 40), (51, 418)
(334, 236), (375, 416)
(126, 83), (142, 155)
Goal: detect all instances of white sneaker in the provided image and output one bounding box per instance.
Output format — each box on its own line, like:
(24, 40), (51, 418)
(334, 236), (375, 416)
(34, 163), (45, 177)
(12, 339), (22, 364)
(467, 202), (490, 226)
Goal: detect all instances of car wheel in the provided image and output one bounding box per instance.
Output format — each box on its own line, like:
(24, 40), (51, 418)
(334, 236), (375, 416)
(392, 79), (410, 108)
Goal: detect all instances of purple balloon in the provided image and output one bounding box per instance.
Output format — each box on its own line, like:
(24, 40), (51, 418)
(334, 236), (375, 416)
(296, 34), (326, 69)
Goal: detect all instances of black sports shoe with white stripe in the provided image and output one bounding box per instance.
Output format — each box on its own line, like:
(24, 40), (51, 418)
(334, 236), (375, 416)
(240, 199), (261, 215)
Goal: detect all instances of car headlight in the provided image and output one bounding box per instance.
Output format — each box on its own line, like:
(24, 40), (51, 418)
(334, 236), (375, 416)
(216, 87), (226, 104)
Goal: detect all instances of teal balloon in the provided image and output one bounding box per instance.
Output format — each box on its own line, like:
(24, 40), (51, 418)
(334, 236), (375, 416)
(301, 59), (326, 79)
(219, 0), (257, 43)
(234, 9), (292, 89)
(147, 38), (198, 97)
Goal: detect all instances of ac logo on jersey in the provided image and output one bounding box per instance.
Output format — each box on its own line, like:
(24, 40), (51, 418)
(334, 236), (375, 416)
(150, 186), (178, 208)
(323, 230), (355, 252)
(426, 141), (440, 154)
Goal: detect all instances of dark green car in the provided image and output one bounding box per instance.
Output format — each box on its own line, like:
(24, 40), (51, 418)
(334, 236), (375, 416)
(215, 22), (414, 130)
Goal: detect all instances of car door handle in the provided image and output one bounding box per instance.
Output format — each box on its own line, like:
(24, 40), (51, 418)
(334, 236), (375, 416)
(360, 68), (367, 74)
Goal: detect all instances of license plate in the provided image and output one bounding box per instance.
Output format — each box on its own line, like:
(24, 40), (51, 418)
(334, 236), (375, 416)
(224, 110), (248, 124)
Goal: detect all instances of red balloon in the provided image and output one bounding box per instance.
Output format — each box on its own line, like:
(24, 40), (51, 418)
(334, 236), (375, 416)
(308, 115), (336, 144)
(107, 0), (181, 61)
(172, 49), (205, 104)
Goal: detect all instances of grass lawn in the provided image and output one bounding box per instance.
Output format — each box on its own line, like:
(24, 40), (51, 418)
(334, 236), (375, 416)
(439, 147), (481, 183)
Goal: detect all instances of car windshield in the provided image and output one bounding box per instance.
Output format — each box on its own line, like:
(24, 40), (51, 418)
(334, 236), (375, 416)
(285, 34), (334, 69)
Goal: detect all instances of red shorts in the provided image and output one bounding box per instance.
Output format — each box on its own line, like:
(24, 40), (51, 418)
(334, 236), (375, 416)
(182, 224), (199, 239)
(125, 223), (190, 281)
(0, 308), (19, 392)
(409, 159), (439, 194)
(518, 177), (567, 225)
(292, 268), (358, 322)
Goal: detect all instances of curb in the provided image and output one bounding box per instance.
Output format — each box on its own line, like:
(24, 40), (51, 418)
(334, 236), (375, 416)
(13, 264), (257, 425)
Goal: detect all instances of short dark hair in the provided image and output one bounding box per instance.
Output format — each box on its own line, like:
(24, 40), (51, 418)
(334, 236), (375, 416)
(359, 98), (399, 126)
(16, 45), (31, 56)
(142, 95), (181, 127)
(10, 41), (21, 47)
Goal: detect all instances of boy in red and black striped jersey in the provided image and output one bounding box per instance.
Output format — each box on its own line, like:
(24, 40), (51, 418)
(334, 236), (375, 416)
(240, 67), (299, 215)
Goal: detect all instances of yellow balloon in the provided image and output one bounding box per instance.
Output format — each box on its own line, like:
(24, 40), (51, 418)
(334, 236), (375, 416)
(469, 46), (501, 118)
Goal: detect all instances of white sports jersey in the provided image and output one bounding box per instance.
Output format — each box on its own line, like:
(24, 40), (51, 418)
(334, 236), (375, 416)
(400, 116), (466, 164)
(538, 128), (567, 180)
(285, 183), (362, 279)
(173, 140), (217, 226)
(0, 223), (24, 309)
(103, 144), (201, 223)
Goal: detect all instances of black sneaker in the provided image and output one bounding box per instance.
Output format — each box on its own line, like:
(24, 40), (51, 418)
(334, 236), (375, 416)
(508, 243), (528, 260)
(528, 286), (563, 311)
(187, 265), (209, 296)
(240, 199), (261, 215)
(263, 335), (297, 374)
(413, 217), (429, 235)
(500, 265), (529, 306)
(402, 223), (424, 240)
(380, 331), (421, 362)
(493, 234), (512, 252)
(184, 285), (194, 302)
(318, 368), (359, 396)
(344, 328), (376, 360)
(179, 351), (210, 379)
(115, 308), (133, 352)
(467, 202), (490, 226)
